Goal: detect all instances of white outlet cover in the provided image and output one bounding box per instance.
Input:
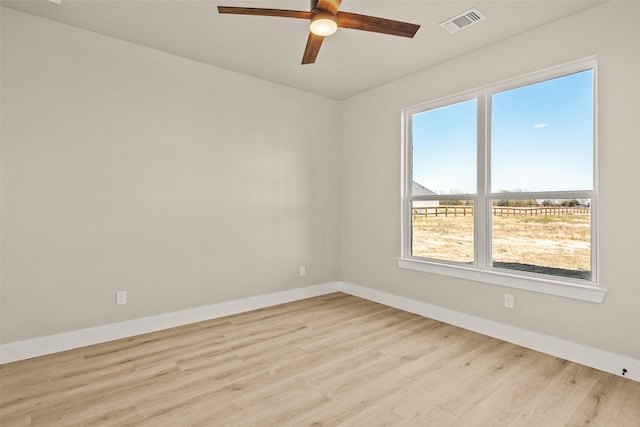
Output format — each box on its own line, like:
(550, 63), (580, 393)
(116, 291), (127, 305)
(504, 294), (514, 308)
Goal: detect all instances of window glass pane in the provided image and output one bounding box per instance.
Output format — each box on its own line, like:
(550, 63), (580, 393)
(491, 198), (591, 280)
(412, 100), (477, 195)
(491, 70), (593, 193)
(412, 200), (474, 263)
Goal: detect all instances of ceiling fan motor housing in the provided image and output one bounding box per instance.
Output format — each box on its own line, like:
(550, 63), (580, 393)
(310, 11), (338, 36)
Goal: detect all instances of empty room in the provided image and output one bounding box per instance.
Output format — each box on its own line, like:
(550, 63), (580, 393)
(1, 0), (639, 425)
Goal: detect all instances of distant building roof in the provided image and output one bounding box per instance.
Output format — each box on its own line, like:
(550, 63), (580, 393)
(412, 181), (437, 196)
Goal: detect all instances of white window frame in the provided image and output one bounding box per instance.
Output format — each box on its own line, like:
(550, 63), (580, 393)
(399, 59), (605, 303)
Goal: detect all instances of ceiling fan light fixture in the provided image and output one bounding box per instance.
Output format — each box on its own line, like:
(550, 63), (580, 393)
(310, 13), (337, 36)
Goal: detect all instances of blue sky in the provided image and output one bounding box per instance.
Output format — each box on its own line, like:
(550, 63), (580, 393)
(412, 69), (594, 195)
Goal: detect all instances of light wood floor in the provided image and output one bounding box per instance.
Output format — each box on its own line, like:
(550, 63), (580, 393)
(1, 293), (639, 426)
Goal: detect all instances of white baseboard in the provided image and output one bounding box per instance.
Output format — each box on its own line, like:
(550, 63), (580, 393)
(2, 280), (637, 383)
(0, 282), (339, 364)
(337, 281), (640, 382)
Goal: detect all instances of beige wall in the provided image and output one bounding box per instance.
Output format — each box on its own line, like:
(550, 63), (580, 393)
(1, 8), (340, 343)
(339, 1), (640, 359)
(2, 1), (639, 362)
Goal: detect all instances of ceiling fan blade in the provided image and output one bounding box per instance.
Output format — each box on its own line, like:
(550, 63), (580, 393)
(218, 7), (313, 20)
(337, 12), (420, 38)
(315, 0), (342, 15)
(301, 32), (325, 64)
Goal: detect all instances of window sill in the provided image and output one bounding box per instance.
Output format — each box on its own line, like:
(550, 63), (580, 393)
(397, 257), (606, 303)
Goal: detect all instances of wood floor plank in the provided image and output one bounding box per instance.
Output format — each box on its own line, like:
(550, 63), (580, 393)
(336, 404), (404, 427)
(432, 347), (547, 417)
(451, 355), (570, 425)
(379, 339), (512, 419)
(564, 372), (640, 427)
(1, 292), (638, 426)
(395, 403), (459, 427)
(508, 363), (600, 426)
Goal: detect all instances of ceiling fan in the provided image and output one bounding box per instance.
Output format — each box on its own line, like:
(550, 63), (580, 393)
(218, 0), (420, 64)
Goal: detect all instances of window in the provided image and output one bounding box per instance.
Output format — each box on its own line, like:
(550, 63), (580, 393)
(400, 61), (604, 302)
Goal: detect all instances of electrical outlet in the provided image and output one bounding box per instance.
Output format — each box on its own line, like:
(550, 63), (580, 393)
(299, 266), (306, 276)
(504, 293), (514, 309)
(116, 291), (127, 305)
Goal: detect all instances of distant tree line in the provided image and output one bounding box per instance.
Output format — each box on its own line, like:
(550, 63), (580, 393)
(494, 198), (583, 207)
(440, 200), (474, 206)
(439, 198), (586, 207)
(542, 199), (584, 207)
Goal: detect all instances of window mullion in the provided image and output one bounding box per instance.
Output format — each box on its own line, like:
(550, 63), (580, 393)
(476, 93), (489, 268)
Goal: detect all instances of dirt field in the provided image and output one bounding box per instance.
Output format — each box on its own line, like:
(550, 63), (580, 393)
(412, 214), (591, 279)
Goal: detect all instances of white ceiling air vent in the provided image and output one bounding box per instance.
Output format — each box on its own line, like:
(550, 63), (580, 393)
(439, 8), (486, 34)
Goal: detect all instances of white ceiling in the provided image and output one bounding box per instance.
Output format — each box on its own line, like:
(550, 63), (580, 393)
(1, 0), (606, 100)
